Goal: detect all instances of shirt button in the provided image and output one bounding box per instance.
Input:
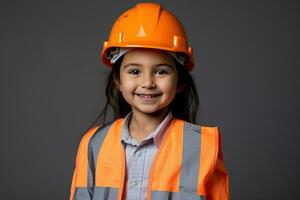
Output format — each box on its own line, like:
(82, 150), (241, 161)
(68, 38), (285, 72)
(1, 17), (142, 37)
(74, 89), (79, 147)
(131, 180), (138, 187)
(136, 151), (142, 157)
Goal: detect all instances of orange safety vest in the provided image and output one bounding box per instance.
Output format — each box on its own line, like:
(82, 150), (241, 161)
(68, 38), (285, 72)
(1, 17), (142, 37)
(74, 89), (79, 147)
(70, 118), (229, 200)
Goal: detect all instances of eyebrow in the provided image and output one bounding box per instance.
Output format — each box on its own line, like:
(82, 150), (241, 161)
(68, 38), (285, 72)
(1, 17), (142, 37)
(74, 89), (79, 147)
(122, 63), (174, 69)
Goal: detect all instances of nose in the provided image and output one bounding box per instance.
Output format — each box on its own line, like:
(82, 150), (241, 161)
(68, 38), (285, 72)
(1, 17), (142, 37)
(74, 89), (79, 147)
(141, 73), (156, 89)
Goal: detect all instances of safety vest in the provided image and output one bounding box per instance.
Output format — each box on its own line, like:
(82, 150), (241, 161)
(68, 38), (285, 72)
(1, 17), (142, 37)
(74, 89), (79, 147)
(70, 118), (229, 200)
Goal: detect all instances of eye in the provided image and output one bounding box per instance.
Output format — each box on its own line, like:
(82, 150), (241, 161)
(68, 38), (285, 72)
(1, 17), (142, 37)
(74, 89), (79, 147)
(128, 69), (140, 75)
(155, 68), (169, 75)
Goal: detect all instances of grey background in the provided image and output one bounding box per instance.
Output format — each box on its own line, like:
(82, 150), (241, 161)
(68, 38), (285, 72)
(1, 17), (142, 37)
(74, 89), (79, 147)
(1, 0), (299, 199)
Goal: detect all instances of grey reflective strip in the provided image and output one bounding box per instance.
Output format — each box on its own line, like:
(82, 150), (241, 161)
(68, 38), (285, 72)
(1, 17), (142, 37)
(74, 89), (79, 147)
(74, 123), (118, 199)
(151, 191), (206, 200)
(179, 122), (201, 193)
(73, 187), (92, 200)
(92, 187), (118, 200)
(89, 123), (113, 169)
(87, 123), (114, 187)
(73, 187), (118, 200)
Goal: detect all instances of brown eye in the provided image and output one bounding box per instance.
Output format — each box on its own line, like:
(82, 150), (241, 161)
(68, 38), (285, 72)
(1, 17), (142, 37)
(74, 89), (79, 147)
(128, 69), (140, 75)
(155, 68), (168, 75)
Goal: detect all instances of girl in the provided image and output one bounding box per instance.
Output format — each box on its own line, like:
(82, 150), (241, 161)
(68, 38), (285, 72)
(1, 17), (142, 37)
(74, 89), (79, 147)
(70, 2), (229, 200)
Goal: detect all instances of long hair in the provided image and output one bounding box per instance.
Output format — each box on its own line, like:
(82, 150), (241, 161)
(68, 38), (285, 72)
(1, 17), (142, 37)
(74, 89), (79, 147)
(88, 56), (199, 129)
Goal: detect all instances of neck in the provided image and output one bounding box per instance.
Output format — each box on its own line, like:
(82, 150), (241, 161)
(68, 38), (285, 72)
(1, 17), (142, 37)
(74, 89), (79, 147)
(129, 108), (169, 142)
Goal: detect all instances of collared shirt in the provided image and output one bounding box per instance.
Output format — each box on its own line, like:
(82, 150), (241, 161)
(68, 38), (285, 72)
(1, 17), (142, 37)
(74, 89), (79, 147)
(121, 111), (173, 200)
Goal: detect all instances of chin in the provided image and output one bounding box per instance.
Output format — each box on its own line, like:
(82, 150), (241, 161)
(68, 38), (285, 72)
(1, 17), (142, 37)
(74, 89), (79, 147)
(136, 106), (169, 115)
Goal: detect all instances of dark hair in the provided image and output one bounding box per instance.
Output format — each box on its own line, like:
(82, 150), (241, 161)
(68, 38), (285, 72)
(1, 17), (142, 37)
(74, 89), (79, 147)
(88, 56), (199, 129)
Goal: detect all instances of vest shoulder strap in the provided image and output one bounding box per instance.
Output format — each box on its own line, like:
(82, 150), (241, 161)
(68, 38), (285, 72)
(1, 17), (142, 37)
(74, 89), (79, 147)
(70, 121), (121, 200)
(69, 126), (100, 200)
(196, 126), (220, 195)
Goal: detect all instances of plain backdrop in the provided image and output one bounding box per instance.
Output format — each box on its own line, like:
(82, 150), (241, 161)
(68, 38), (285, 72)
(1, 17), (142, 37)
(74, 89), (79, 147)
(1, 0), (299, 199)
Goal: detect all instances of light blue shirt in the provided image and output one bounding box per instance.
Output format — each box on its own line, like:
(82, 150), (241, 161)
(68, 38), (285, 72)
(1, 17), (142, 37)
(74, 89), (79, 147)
(121, 111), (173, 200)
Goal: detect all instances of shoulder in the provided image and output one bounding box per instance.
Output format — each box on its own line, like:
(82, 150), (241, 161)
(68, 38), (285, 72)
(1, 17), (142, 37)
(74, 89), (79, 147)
(75, 119), (124, 160)
(89, 122), (113, 146)
(88, 119), (124, 150)
(75, 120), (119, 150)
(174, 119), (220, 137)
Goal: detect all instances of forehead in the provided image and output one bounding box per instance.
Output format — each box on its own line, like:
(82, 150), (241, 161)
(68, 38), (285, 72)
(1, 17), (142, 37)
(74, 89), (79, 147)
(121, 48), (175, 66)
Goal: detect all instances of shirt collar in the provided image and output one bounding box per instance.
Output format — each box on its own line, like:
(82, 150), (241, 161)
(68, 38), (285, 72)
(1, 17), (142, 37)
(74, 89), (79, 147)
(121, 111), (173, 148)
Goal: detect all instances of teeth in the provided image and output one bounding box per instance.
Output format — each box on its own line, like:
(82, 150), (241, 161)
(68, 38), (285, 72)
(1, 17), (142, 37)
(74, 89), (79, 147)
(138, 94), (157, 98)
(141, 95), (154, 98)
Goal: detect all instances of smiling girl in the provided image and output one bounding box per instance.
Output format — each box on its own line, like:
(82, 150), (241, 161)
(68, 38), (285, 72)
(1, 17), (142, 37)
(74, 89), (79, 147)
(70, 2), (229, 200)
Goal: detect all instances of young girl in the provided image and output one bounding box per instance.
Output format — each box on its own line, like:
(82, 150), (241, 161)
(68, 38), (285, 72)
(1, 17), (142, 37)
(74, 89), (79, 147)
(70, 2), (229, 200)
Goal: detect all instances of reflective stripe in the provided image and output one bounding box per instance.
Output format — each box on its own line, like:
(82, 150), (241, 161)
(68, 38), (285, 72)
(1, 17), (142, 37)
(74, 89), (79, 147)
(73, 187), (118, 200)
(151, 191), (206, 200)
(76, 126), (100, 187)
(92, 187), (118, 200)
(95, 119), (126, 200)
(179, 122), (201, 193)
(70, 126), (100, 200)
(88, 123), (113, 187)
(73, 187), (91, 200)
(197, 127), (219, 195)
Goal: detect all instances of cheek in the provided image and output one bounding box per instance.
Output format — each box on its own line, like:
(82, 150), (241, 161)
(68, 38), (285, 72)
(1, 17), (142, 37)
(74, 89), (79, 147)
(119, 74), (127, 92)
(159, 76), (178, 94)
(119, 78), (136, 93)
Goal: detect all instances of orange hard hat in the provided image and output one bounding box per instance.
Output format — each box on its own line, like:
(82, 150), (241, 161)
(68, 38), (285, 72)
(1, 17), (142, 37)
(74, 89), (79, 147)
(101, 2), (194, 71)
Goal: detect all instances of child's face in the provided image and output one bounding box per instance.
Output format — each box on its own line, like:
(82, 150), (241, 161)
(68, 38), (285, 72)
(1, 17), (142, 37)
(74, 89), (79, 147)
(117, 48), (178, 115)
